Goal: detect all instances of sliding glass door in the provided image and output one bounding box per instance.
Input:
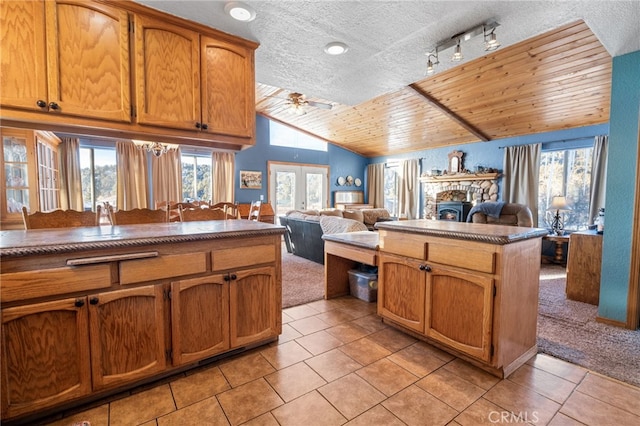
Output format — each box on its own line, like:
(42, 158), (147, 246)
(268, 162), (329, 216)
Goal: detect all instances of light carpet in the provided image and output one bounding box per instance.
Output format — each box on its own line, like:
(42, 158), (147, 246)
(281, 253), (640, 387)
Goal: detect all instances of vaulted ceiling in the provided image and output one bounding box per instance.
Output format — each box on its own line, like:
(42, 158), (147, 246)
(255, 20), (612, 157)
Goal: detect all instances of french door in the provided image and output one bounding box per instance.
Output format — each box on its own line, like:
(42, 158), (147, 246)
(268, 162), (329, 216)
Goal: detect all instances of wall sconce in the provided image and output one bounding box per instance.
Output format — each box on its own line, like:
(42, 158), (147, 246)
(547, 195), (572, 235)
(132, 140), (178, 157)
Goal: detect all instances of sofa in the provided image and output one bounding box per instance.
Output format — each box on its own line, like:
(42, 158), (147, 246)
(279, 208), (391, 264)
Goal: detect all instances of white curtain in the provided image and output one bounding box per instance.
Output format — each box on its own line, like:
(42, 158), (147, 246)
(589, 135), (608, 224)
(152, 147), (182, 207)
(366, 163), (385, 208)
(399, 159), (419, 219)
(116, 141), (149, 209)
(503, 143), (541, 224)
(212, 151), (235, 204)
(59, 137), (83, 211)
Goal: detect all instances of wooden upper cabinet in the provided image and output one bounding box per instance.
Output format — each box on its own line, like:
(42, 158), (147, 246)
(0, 0), (131, 122)
(201, 36), (255, 139)
(0, 0), (48, 111)
(134, 14), (201, 130)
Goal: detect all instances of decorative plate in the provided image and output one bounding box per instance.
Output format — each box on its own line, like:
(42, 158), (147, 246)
(346, 175), (354, 185)
(355, 178), (362, 187)
(337, 176), (346, 186)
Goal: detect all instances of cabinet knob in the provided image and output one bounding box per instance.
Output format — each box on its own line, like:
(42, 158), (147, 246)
(223, 275), (230, 282)
(195, 122), (201, 129)
(419, 264), (431, 272)
(74, 299), (85, 307)
(36, 99), (47, 108)
(89, 296), (99, 305)
(230, 273), (237, 280)
(48, 102), (60, 110)
(201, 123), (208, 130)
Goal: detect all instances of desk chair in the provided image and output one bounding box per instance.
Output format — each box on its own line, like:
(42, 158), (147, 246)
(22, 206), (102, 229)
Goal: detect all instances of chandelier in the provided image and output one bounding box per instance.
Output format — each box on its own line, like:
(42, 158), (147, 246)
(132, 140), (178, 157)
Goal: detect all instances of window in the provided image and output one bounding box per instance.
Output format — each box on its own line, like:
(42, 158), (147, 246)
(80, 147), (117, 211)
(538, 147), (593, 230)
(182, 154), (212, 202)
(384, 163), (400, 216)
(269, 120), (327, 151)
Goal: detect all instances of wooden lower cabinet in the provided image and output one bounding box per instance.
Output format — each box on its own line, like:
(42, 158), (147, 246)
(378, 254), (426, 333)
(0, 231), (282, 422)
(1, 297), (92, 420)
(171, 275), (230, 366)
(426, 266), (494, 362)
(376, 225), (542, 378)
(89, 285), (167, 390)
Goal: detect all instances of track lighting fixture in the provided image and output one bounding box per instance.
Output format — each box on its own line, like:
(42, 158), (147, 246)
(451, 40), (463, 62)
(425, 21), (500, 74)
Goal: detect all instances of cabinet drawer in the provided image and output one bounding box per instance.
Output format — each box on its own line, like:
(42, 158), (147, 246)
(427, 242), (495, 274)
(120, 252), (208, 285)
(212, 244), (276, 271)
(1, 265), (111, 302)
(380, 233), (426, 259)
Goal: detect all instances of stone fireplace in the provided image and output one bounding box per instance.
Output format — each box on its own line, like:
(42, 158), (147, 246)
(420, 173), (501, 220)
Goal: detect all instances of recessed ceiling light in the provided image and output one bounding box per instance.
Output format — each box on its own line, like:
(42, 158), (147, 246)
(324, 41), (348, 55)
(224, 2), (256, 22)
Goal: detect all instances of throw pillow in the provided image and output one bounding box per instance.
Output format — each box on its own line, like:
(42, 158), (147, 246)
(342, 209), (364, 223)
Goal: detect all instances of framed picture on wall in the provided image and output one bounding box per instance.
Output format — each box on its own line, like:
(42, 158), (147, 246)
(240, 170), (262, 189)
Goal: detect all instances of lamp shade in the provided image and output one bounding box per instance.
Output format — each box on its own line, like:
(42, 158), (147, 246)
(549, 196), (571, 210)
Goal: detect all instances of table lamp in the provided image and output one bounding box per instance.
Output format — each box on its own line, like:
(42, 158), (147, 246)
(548, 196), (571, 235)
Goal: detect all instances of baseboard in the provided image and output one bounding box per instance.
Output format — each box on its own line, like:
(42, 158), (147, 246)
(595, 315), (630, 329)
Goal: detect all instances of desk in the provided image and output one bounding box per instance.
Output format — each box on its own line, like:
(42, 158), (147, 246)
(322, 231), (379, 299)
(544, 234), (569, 265)
(566, 230), (602, 305)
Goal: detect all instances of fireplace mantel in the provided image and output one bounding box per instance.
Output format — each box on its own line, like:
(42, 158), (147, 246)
(419, 172), (501, 183)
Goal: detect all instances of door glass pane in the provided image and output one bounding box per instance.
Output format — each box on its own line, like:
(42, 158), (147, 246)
(3, 135), (30, 214)
(275, 171), (296, 215)
(306, 173), (323, 210)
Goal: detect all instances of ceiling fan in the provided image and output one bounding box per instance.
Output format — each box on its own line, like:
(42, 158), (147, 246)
(285, 92), (333, 115)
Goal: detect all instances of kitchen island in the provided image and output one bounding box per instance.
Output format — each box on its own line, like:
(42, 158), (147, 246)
(0, 220), (285, 423)
(374, 220), (547, 378)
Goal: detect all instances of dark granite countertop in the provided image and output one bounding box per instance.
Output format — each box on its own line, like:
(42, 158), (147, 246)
(0, 220), (285, 257)
(374, 219), (548, 245)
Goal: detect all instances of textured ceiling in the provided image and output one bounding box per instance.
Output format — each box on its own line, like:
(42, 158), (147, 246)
(132, 1), (638, 157)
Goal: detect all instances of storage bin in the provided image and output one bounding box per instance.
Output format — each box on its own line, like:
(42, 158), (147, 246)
(348, 269), (378, 302)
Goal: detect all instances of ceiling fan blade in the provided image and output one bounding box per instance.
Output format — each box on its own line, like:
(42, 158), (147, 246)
(307, 100), (333, 110)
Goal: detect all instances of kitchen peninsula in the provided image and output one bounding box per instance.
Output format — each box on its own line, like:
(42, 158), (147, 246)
(374, 220), (548, 378)
(0, 220), (284, 422)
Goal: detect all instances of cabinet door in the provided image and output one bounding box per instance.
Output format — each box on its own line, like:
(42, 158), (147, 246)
(201, 36), (255, 138)
(171, 275), (230, 366)
(134, 14), (201, 130)
(1, 297), (91, 420)
(0, 0), (48, 111)
(378, 253), (427, 333)
(230, 266), (278, 348)
(45, 0), (131, 121)
(425, 266), (494, 362)
(88, 285), (167, 391)
(1, 128), (39, 227)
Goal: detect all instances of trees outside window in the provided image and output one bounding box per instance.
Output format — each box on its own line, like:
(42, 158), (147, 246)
(80, 147), (117, 211)
(182, 154), (212, 202)
(538, 148), (593, 230)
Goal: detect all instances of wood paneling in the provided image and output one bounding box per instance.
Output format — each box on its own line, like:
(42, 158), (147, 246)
(255, 20), (611, 158)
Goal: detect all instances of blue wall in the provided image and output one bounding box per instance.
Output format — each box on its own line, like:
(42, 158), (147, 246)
(599, 50), (640, 323)
(234, 115), (368, 205)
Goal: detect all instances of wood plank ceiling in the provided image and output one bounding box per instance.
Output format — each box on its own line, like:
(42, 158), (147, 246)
(255, 20), (611, 158)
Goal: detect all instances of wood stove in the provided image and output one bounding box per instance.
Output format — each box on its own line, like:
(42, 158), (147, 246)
(437, 201), (472, 222)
